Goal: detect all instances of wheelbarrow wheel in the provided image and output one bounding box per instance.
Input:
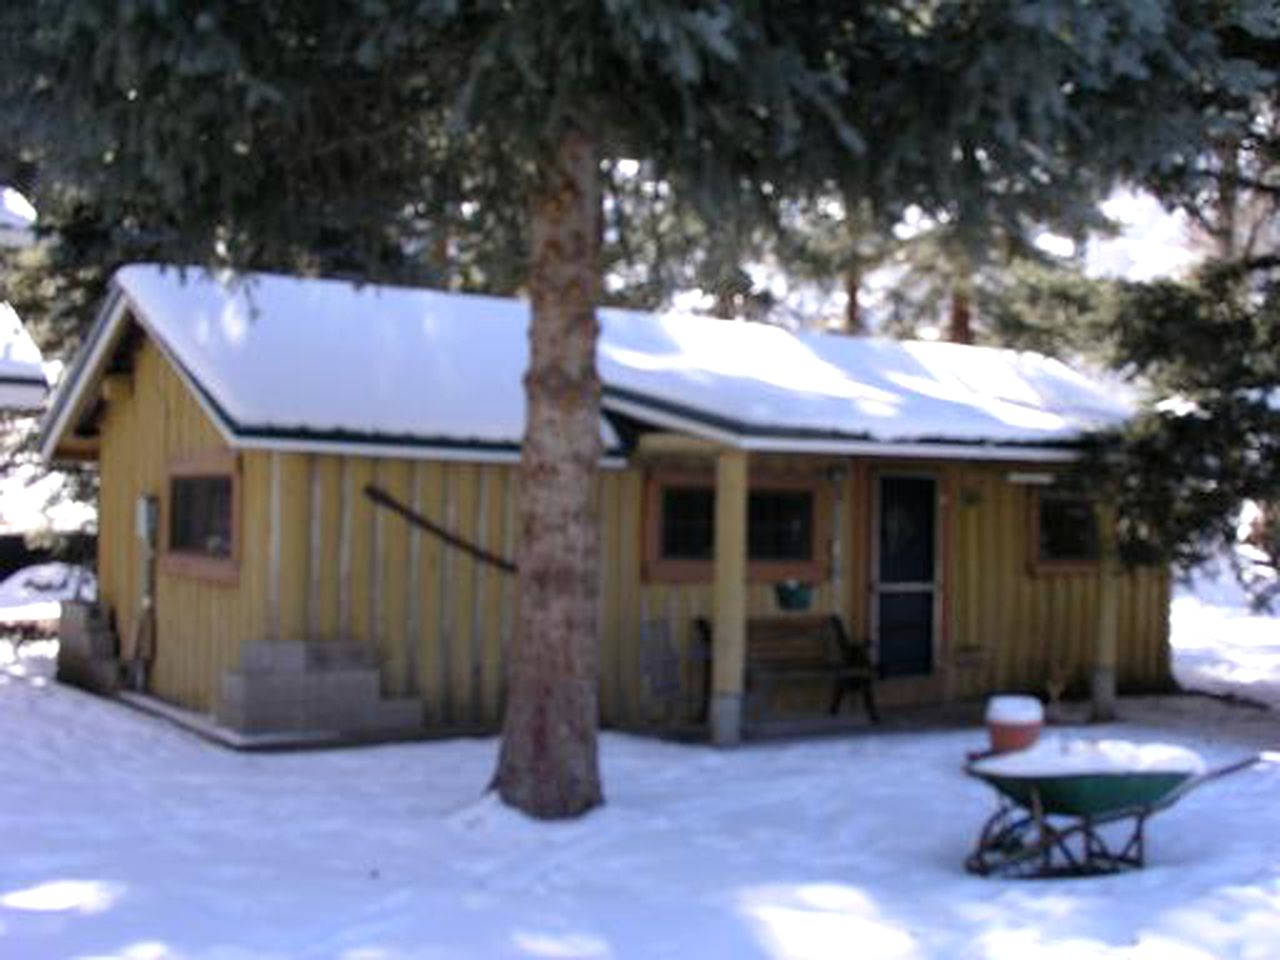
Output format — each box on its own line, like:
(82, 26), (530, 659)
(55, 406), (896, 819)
(965, 803), (1046, 877)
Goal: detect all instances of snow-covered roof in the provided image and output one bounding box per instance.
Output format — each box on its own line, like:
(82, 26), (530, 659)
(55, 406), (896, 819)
(42, 265), (1136, 464)
(0, 302), (48, 411)
(600, 309), (1131, 454)
(0, 186), (36, 249)
(0, 562), (96, 625)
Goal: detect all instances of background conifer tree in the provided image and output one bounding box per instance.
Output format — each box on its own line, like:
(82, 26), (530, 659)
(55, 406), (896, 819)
(2, 0), (1270, 816)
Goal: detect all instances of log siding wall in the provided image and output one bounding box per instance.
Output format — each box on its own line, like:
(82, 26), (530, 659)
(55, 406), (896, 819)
(95, 338), (1171, 724)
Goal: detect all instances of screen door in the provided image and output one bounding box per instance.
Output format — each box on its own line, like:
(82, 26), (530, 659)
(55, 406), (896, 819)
(873, 474), (937, 677)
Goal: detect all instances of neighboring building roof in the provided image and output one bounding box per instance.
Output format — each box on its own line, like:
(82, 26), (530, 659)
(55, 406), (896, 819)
(42, 264), (1136, 464)
(0, 459), (96, 536)
(0, 186), (36, 249)
(0, 562), (96, 625)
(0, 302), (48, 411)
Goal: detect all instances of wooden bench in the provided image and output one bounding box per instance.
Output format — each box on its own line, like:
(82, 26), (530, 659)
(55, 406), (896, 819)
(694, 614), (879, 724)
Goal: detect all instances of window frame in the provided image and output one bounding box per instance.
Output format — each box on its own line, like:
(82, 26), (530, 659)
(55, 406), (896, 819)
(161, 449), (241, 583)
(1029, 488), (1100, 574)
(642, 469), (830, 584)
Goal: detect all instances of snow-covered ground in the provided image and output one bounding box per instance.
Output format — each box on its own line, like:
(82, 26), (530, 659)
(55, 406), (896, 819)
(1172, 561), (1280, 710)
(0, 576), (1276, 960)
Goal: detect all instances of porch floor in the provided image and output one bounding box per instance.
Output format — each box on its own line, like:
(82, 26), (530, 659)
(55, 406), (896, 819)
(657, 696), (1112, 744)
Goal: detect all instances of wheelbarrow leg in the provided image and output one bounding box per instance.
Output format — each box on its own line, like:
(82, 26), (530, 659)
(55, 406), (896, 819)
(1115, 813), (1147, 869)
(1031, 790), (1054, 876)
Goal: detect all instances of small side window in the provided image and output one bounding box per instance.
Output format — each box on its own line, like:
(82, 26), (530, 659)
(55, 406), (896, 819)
(1036, 492), (1099, 568)
(162, 451), (239, 581)
(170, 475), (234, 558)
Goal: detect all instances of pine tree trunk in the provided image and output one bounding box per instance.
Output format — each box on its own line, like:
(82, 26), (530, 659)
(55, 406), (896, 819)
(844, 266), (865, 335)
(1215, 138), (1239, 260)
(492, 128), (604, 819)
(947, 286), (973, 344)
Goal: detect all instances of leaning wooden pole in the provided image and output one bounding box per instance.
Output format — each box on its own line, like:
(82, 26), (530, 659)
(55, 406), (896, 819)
(492, 128), (604, 818)
(1091, 503), (1119, 722)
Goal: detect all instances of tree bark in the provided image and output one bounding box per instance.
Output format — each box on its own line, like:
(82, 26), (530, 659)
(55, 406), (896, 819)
(844, 266), (865, 335)
(492, 128), (604, 819)
(947, 285), (973, 344)
(1214, 137), (1239, 260)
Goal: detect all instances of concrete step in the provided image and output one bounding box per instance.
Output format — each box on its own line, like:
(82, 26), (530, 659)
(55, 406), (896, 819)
(239, 640), (378, 674)
(217, 698), (312, 735)
(358, 698), (424, 733)
(222, 667), (380, 708)
(219, 639), (423, 737)
(305, 641), (379, 670)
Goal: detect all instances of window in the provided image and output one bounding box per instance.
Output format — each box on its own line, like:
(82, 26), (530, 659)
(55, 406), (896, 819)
(1035, 492), (1099, 568)
(645, 471), (827, 582)
(163, 451), (239, 581)
(748, 490), (814, 561)
(660, 486), (715, 560)
(170, 476), (233, 557)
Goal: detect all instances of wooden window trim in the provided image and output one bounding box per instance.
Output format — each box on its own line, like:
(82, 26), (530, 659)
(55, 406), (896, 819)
(161, 449), (241, 583)
(642, 468), (831, 584)
(1029, 488), (1099, 576)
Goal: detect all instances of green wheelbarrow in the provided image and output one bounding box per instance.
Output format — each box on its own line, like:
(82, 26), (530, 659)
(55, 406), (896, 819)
(964, 743), (1264, 878)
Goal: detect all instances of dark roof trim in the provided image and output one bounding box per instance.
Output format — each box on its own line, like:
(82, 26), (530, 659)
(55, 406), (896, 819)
(39, 288), (126, 458)
(159, 326), (624, 461)
(601, 383), (1083, 452)
(238, 423), (523, 455)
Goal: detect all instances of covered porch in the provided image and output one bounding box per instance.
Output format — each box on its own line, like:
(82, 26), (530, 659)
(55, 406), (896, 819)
(622, 432), (1138, 745)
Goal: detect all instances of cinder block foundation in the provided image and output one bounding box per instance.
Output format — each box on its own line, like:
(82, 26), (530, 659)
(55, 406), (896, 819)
(218, 640), (423, 738)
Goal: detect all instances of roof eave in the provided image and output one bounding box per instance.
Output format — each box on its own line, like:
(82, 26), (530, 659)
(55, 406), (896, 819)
(602, 389), (1092, 464)
(39, 287), (131, 463)
(46, 268), (1101, 470)
(43, 275), (626, 469)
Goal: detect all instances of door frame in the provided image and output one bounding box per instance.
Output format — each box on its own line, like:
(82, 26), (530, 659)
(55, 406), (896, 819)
(869, 467), (947, 703)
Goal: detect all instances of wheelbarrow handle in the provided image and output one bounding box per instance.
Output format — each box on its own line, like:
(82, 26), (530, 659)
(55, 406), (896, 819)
(1201, 754), (1266, 783)
(1156, 753), (1265, 811)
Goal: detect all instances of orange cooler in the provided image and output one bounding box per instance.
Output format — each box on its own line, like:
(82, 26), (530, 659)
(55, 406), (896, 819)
(985, 695), (1044, 754)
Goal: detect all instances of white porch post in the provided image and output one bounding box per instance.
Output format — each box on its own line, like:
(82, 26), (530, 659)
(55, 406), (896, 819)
(1091, 503), (1119, 722)
(711, 448), (749, 746)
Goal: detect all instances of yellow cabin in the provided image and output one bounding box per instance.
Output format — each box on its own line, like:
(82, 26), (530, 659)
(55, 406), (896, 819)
(41, 265), (1170, 745)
